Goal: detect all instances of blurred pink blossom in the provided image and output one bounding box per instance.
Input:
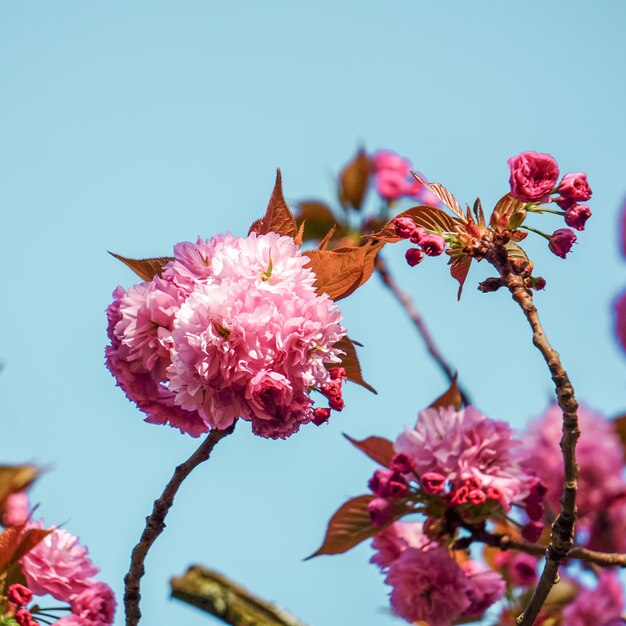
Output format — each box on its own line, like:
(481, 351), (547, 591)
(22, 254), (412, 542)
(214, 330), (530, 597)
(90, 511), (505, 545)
(2, 492), (30, 527)
(562, 571), (624, 626)
(370, 521), (430, 570)
(56, 581), (116, 626)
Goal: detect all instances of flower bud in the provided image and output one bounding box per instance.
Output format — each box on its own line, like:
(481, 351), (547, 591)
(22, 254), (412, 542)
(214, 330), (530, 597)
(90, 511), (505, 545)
(420, 234), (446, 257)
(405, 248), (424, 267)
(312, 407), (331, 426)
(526, 499), (545, 522)
(468, 489), (487, 505)
(521, 520), (544, 543)
(564, 204), (592, 231)
(421, 472), (446, 495)
(367, 497), (394, 526)
(548, 228), (577, 259)
(393, 217), (416, 239)
(7, 584), (32, 607)
(557, 172), (592, 203)
(329, 367), (346, 380)
(390, 452), (414, 474)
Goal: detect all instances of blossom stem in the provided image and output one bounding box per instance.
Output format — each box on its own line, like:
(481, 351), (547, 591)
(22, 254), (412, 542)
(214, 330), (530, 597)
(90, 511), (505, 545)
(488, 244), (580, 626)
(124, 423), (236, 626)
(374, 254), (471, 405)
(520, 225), (551, 240)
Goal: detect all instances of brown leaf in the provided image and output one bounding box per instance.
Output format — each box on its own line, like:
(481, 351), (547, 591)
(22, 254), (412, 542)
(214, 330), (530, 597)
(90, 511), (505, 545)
(0, 465), (38, 509)
(0, 525), (49, 574)
(318, 225), (337, 251)
(294, 201), (345, 243)
(430, 378), (462, 411)
(449, 254), (472, 300)
(368, 206), (459, 243)
(504, 242), (529, 261)
(304, 241), (382, 301)
(10, 528), (51, 565)
(343, 434), (394, 466)
(412, 173), (465, 220)
(329, 336), (376, 393)
(293, 220), (306, 247)
(613, 414), (626, 453)
(109, 253), (173, 282)
(0, 527), (20, 572)
(490, 193), (521, 229)
(248, 169), (297, 238)
(339, 149), (371, 211)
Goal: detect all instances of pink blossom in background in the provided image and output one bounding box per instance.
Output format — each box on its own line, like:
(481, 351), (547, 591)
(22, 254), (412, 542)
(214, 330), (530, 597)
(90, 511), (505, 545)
(372, 150), (424, 202)
(614, 291), (626, 355)
(56, 581), (116, 626)
(386, 547), (472, 626)
(20, 523), (99, 602)
(461, 561), (505, 618)
(524, 403), (626, 525)
(507, 151), (559, 203)
(620, 197), (626, 257)
(562, 571), (624, 626)
(493, 551), (538, 587)
(370, 521), (430, 570)
(2, 492), (30, 526)
(395, 405), (535, 510)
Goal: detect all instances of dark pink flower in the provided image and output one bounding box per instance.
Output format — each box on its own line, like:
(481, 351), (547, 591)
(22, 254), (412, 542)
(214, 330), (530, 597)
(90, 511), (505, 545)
(386, 547), (472, 626)
(20, 522), (99, 602)
(421, 472), (446, 494)
(15, 609), (37, 626)
(405, 248), (424, 267)
(564, 204), (592, 230)
(368, 497), (394, 526)
(461, 561), (505, 618)
(56, 581), (116, 626)
(557, 172), (592, 203)
(419, 233), (446, 256)
(615, 291), (626, 355)
(562, 571), (624, 626)
(548, 228), (576, 258)
(521, 520), (544, 542)
(369, 470), (408, 499)
(7, 584), (33, 607)
(493, 551), (537, 586)
(508, 151), (559, 203)
(370, 521), (429, 570)
(393, 217), (417, 239)
(391, 453), (414, 474)
(311, 407), (331, 425)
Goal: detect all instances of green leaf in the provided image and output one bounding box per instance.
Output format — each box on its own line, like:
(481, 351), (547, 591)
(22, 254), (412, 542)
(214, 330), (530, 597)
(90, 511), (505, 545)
(343, 434), (394, 466)
(329, 336), (376, 393)
(338, 149), (371, 211)
(249, 169), (298, 238)
(109, 253), (173, 282)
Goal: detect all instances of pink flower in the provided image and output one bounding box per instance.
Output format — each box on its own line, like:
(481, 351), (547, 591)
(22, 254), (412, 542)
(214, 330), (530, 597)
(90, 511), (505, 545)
(614, 291), (626, 355)
(20, 523), (99, 602)
(405, 248), (424, 267)
(548, 228), (576, 258)
(396, 406), (535, 510)
(167, 232), (346, 438)
(521, 520), (544, 542)
(393, 217), (416, 239)
(368, 469), (408, 499)
(562, 571), (624, 626)
(461, 561), (505, 618)
(56, 581), (116, 626)
(2, 492), (30, 526)
(557, 172), (592, 203)
(524, 404), (626, 525)
(7, 583), (33, 607)
(370, 522), (429, 570)
(508, 151), (559, 203)
(368, 497), (394, 526)
(564, 204), (592, 230)
(419, 233), (446, 256)
(372, 150), (423, 202)
(386, 547), (472, 626)
(493, 551), (537, 587)
(373, 150), (412, 175)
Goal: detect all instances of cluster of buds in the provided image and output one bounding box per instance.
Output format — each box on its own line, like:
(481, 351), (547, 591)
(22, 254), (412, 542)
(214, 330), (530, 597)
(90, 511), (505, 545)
(6, 584), (36, 626)
(312, 367), (346, 425)
(520, 480), (548, 542)
(367, 453), (413, 525)
(393, 217), (446, 267)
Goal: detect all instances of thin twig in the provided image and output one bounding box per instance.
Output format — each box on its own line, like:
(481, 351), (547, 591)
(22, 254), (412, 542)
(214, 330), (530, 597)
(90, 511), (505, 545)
(488, 246), (580, 626)
(124, 424), (236, 626)
(374, 255), (471, 405)
(171, 565), (309, 626)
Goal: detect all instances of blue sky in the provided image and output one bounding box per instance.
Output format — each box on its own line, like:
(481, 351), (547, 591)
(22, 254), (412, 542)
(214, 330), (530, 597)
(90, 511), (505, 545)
(2, 2), (626, 625)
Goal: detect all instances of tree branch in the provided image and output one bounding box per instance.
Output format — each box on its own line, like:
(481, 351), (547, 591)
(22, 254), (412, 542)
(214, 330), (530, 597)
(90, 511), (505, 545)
(488, 246), (580, 626)
(375, 255), (471, 405)
(171, 565), (309, 626)
(124, 424), (236, 626)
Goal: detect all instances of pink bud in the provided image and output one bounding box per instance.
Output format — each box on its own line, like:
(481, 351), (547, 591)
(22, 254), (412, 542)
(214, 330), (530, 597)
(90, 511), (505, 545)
(419, 233), (446, 256)
(468, 489), (487, 505)
(369, 469), (394, 496)
(367, 497), (394, 526)
(393, 217), (416, 239)
(405, 248), (424, 267)
(329, 367), (346, 380)
(450, 485), (469, 505)
(15, 609), (38, 626)
(564, 204), (592, 231)
(390, 452), (414, 474)
(557, 172), (592, 202)
(486, 486), (502, 501)
(369, 469), (408, 499)
(548, 228), (577, 259)
(312, 407), (331, 425)
(526, 499), (545, 522)
(521, 520), (544, 543)
(409, 227), (427, 244)
(8, 584), (33, 607)
(421, 472), (446, 495)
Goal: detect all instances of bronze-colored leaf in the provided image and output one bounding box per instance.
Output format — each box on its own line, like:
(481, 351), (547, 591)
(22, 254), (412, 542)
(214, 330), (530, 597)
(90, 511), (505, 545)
(293, 220), (306, 247)
(339, 149), (371, 211)
(318, 225), (337, 251)
(490, 193), (520, 229)
(411, 173), (466, 220)
(0, 465), (38, 509)
(613, 414), (626, 453)
(368, 206), (459, 243)
(0, 526), (53, 574)
(329, 336), (376, 393)
(449, 254), (472, 300)
(504, 242), (529, 261)
(0, 527), (20, 572)
(9, 528), (51, 565)
(343, 434), (394, 467)
(304, 241), (382, 301)
(109, 253), (173, 282)
(248, 170), (298, 238)
(294, 201), (345, 243)
(430, 378), (462, 411)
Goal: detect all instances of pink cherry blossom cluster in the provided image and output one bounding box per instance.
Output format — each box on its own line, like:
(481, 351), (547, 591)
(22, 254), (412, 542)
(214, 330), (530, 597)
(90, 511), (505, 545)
(370, 522), (505, 626)
(508, 151), (592, 258)
(366, 405), (541, 529)
(372, 150), (440, 205)
(106, 232), (347, 439)
(2, 495), (115, 626)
